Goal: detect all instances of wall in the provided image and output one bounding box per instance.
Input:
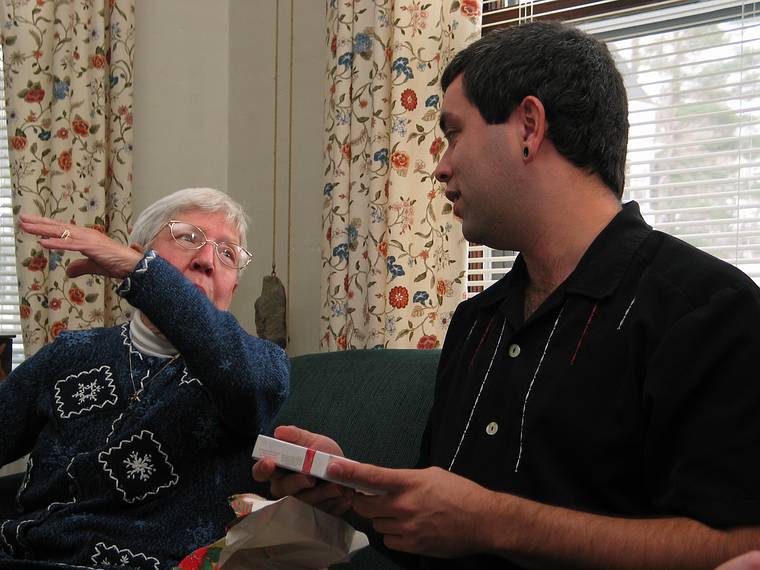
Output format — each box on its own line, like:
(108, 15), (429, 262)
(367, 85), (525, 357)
(133, 2), (230, 203)
(134, 0), (325, 355)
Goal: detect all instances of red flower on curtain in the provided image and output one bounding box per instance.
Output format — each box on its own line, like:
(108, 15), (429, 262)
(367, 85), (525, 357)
(400, 88), (418, 111)
(389, 286), (409, 309)
(68, 286), (85, 305)
(26, 254), (47, 272)
(90, 54), (107, 69)
(390, 151), (410, 176)
(72, 117), (90, 137)
(417, 334), (439, 350)
(460, 0), (480, 18)
(21, 84), (45, 103)
(57, 151), (72, 171)
(429, 137), (445, 159)
(50, 321), (67, 338)
(11, 136), (27, 150)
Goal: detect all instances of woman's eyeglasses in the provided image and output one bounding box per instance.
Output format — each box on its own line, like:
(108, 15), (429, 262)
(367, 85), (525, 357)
(157, 220), (252, 270)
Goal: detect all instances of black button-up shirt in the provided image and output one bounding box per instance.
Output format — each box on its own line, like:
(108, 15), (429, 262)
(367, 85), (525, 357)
(418, 201), (760, 569)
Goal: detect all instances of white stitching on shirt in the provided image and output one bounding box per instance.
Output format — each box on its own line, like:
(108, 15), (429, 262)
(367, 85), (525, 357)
(514, 303), (566, 472)
(97, 430), (179, 504)
(17, 457), (32, 507)
(106, 412), (125, 444)
(617, 296), (636, 331)
(448, 318), (508, 471)
(0, 519), (13, 555)
(91, 541), (160, 570)
(134, 250), (156, 274)
(117, 250), (157, 297)
(53, 365), (118, 419)
(121, 323), (144, 362)
(463, 319), (478, 345)
(179, 367), (203, 387)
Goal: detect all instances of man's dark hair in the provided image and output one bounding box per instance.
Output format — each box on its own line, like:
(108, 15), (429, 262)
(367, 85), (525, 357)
(441, 21), (628, 197)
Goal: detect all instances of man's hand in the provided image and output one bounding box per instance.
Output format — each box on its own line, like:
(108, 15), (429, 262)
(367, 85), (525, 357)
(328, 461), (493, 558)
(716, 552), (760, 570)
(252, 425), (354, 515)
(19, 214), (142, 278)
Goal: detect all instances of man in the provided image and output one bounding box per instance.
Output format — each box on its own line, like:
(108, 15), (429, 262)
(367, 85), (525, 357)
(255, 21), (760, 568)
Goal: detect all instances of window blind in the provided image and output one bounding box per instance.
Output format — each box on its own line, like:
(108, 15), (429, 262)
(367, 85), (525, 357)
(482, 0), (689, 31)
(0, 45), (25, 367)
(467, 0), (760, 295)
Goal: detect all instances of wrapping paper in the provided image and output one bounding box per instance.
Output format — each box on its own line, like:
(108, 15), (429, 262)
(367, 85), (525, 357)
(175, 494), (368, 570)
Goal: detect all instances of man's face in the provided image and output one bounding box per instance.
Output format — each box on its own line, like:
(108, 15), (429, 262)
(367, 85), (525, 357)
(150, 210), (240, 310)
(434, 75), (527, 250)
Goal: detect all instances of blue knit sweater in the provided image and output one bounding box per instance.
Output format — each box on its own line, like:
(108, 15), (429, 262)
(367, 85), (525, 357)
(0, 252), (289, 569)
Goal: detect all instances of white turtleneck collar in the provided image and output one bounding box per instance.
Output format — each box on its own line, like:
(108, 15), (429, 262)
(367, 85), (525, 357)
(129, 309), (178, 358)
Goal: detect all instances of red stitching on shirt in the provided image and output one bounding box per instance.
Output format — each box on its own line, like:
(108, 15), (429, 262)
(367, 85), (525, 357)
(468, 315), (496, 370)
(570, 302), (598, 366)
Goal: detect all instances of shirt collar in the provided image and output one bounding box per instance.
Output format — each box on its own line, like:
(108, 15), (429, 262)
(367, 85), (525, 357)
(466, 201), (652, 309)
(563, 200), (652, 299)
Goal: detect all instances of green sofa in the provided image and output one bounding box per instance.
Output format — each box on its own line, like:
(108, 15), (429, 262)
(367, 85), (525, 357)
(274, 348), (440, 569)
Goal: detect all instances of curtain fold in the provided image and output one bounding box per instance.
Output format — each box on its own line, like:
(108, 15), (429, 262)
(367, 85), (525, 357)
(321, 0), (480, 351)
(2, 0), (134, 355)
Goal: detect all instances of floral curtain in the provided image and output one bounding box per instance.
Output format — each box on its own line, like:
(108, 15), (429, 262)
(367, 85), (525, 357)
(2, 0), (134, 355)
(320, 0), (480, 351)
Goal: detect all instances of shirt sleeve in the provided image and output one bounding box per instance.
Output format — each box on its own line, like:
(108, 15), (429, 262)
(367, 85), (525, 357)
(116, 251), (290, 439)
(644, 282), (760, 527)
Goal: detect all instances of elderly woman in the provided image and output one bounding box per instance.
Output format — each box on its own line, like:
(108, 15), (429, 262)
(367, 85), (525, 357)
(0, 188), (289, 569)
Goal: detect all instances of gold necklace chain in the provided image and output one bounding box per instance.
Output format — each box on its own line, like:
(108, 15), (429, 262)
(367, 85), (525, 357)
(127, 349), (179, 403)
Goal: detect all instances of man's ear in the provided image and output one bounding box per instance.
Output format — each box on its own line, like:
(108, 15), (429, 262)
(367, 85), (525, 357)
(516, 95), (547, 159)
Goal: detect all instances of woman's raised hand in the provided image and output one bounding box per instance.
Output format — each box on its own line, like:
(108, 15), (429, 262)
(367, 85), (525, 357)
(19, 214), (143, 279)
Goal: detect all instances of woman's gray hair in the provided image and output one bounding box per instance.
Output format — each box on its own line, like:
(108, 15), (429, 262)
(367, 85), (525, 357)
(130, 187), (249, 250)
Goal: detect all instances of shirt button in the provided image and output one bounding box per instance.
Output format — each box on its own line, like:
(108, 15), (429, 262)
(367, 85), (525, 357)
(486, 421), (499, 436)
(508, 344), (521, 358)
